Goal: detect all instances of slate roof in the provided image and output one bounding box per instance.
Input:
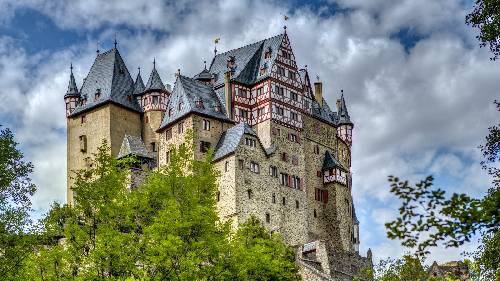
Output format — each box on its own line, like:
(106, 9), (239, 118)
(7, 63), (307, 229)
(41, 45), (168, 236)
(193, 66), (213, 81)
(145, 66), (165, 92)
(312, 99), (338, 126)
(70, 48), (142, 116)
(132, 70), (145, 96)
(157, 75), (230, 131)
(352, 206), (359, 224)
(337, 93), (353, 125)
(209, 33), (284, 87)
(322, 150), (347, 172)
(117, 135), (154, 159)
(213, 122), (257, 161)
(65, 65), (80, 98)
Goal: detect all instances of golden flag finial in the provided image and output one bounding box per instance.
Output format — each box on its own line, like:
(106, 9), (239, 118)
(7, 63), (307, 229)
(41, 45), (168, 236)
(284, 15), (289, 21)
(214, 37), (220, 44)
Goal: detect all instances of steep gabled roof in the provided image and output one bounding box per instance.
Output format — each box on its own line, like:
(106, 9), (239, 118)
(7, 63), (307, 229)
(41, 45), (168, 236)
(70, 48), (142, 116)
(157, 75), (230, 131)
(312, 99), (338, 126)
(322, 150), (347, 172)
(213, 122), (257, 161)
(65, 65), (80, 98)
(208, 33), (284, 86)
(117, 135), (154, 159)
(132, 70), (145, 96)
(145, 65), (165, 91)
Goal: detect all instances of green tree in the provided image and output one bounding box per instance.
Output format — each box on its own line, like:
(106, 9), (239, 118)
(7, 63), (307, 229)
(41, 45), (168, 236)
(0, 126), (36, 280)
(466, 0), (500, 60)
(26, 136), (298, 280)
(385, 101), (499, 278)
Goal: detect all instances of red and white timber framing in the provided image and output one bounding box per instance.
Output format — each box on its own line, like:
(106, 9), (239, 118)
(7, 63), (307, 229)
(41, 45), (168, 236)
(137, 91), (169, 112)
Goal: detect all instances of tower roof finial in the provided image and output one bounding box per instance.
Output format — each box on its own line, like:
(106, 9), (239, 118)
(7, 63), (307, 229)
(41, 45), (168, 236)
(138, 66), (141, 74)
(153, 58), (156, 69)
(96, 41), (100, 54)
(70, 62), (73, 73)
(283, 15), (289, 33)
(204, 60), (207, 70)
(114, 33), (117, 49)
(214, 37), (220, 56)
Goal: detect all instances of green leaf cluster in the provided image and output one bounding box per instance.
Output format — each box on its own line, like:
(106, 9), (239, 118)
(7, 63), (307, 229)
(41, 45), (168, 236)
(13, 137), (298, 280)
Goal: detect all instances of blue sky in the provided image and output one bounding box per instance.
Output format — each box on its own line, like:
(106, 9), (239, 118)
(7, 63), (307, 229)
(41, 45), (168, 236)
(0, 0), (498, 264)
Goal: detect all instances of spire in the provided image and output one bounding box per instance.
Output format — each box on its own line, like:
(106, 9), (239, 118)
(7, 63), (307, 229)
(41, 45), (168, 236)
(65, 63), (79, 98)
(145, 60), (165, 91)
(133, 67), (145, 95)
(114, 36), (117, 49)
(337, 90), (352, 125)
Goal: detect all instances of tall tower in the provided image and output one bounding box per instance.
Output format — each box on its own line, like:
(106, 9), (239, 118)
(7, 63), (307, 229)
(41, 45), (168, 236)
(64, 64), (80, 117)
(135, 61), (169, 165)
(65, 47), (142, 204)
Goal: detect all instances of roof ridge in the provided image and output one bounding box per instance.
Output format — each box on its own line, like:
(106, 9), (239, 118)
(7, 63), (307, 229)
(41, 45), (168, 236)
(213, 33), (284, 57)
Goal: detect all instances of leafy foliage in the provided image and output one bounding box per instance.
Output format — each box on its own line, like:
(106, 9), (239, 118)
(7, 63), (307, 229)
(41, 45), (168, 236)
(0, 126), (36, 280)
(20, 137), (298, 280)
(385, 101), (499, 278)
(466, 0), (500, 60)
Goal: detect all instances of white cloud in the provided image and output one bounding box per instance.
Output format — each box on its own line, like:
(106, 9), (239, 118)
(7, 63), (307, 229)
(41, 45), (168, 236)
(0, 0), (497, 264)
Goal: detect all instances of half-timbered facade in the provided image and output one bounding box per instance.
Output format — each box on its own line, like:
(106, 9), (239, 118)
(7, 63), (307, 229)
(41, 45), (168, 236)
(65, 31), (371, 281)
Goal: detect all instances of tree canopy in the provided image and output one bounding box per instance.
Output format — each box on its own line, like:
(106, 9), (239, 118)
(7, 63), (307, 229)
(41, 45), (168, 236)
(12, 138), (299, 280)
(466, 0), (500, 60)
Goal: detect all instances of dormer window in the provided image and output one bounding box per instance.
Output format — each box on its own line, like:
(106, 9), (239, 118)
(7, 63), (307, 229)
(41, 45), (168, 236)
(214, 104), (221, 113)
(95, 89), (101, 100)
(227, 55), (236, 69)
(127, 95), (132, 102)
(168, 108), (173, 116)
(195, 98), (204, 109)
(265, 47), (272, 59)
(178, 102), (183, 111)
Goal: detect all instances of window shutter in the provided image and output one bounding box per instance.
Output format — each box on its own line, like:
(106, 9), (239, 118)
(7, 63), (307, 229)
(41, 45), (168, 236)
(323, 190), (329, 204)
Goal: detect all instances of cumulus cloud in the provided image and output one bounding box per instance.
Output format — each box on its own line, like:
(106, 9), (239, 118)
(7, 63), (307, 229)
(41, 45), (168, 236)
(0, 0), (497, 263)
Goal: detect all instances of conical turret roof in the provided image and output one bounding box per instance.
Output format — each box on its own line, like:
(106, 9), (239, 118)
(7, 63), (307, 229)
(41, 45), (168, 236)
(145, 61), (165, 91)
(133, 69), (145, 95)
(64, 64), (80, 98)
(337, 92), (353, 125)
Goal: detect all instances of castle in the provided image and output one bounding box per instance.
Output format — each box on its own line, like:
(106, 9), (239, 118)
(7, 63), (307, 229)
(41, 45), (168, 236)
(64, 31), (372, 280)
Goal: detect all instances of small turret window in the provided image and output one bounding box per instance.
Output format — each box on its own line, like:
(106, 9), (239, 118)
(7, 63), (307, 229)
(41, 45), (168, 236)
(266, 213), (270, 223)
(153, 96), (158, 105)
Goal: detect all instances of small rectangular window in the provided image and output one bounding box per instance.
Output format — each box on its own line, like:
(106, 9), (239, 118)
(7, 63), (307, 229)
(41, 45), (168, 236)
(272, 194), (276, 204)
(153, 96), (159, 105)
(166, 129), (172, 140)
(296, 200), (299, 209)
(79, 135), (87, 152)
(290, 91), (298, 101)
(225, 161), (229, 172)
(250, 161), (260, 174)
(178, 122), (184, 134)
(245, 137), (256, 147)
(238, 89), (248, 98)
(314, 145), (320, 154)
(269, 166), (278, 177)
(200, 141), (211, 153)
(238, 159), (244, 170)
(282, 197), (286, 205)
(165, 150), (171, 163)
(203, 119), (210, 131)
(81, 115), (86, 124)
(266, 213), (270, 223)
(151, 142), (157, 152)
(247, 189), (252, 199)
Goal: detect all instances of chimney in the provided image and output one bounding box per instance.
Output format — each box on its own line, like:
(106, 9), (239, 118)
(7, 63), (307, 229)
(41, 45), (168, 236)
(314, 82), (323, 107)
(224, 71), (232, 119)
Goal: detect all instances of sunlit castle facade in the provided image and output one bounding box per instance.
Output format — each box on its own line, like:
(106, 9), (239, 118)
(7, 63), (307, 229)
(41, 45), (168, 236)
(64, 31), (372, 280)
